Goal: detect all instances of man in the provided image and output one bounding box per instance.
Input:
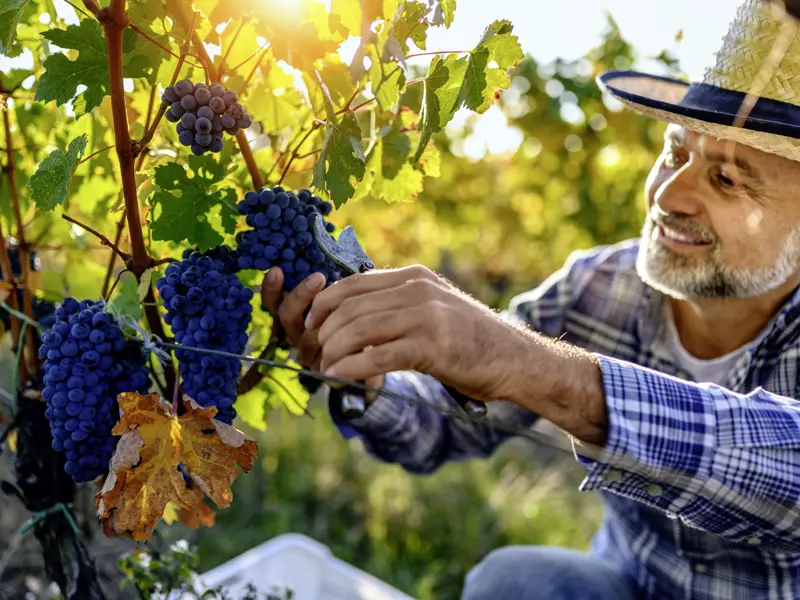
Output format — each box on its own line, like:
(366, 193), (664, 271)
(261, 1), (800, 598)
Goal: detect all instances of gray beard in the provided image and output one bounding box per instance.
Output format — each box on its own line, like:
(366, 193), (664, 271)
(635, 216), (800, 300)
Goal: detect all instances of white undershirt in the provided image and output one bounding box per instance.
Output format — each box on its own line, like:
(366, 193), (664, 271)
(659, 302), (771, 386)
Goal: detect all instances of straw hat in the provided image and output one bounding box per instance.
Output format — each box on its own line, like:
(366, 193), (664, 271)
(597, 0), (800, 162)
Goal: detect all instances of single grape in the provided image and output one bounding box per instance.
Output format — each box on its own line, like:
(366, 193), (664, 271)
(178, 130), (194, 146)
(195, 132), (212, 147)
(170, 101), (186, 118)
(209, 83), (225, 98)
(236, 114), (252, 129)
(209, 96), (226, 114)
(162, 85), (180, 104)
(194, 82), (208, 91)
(226, 127), (241, 136)
(195, 117), (212, 134)
(181, 112), (197, 130)
(229, 103), (245, 120)
(165, 110), (180, 123)
(223, 90), (239, 106)
(191, 143), (206, 156)
(209, 136), (224, 153)
(181, 95), (197, 111)
(194, 87), (212, 105)
(220, 114), (235, 129)
(197, 106), (215, 121)
(175, 79), (194, 97)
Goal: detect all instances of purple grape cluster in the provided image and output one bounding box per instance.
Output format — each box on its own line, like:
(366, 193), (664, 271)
(39, 298), (151, 482)
(156, 246), (254, 424)
(235, 186), (343, 292)
(161, 79), (253, 156)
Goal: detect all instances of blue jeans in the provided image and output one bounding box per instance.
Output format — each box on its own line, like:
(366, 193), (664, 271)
(461, 546), (640, 600)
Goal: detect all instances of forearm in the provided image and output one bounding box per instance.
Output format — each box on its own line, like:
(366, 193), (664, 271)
(503, 326), (609, 446)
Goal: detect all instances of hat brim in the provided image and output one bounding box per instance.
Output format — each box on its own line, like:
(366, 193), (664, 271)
(598, 70), (800, 163)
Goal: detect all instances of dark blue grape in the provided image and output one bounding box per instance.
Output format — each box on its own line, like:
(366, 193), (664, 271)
(181, 112), (197, 130)
(181, 95), (197, 111)
(195, 132), (212, 147)
(179, 130), (194, 146)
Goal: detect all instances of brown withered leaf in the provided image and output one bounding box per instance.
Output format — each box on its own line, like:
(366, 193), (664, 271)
(96, 392), (258, 542)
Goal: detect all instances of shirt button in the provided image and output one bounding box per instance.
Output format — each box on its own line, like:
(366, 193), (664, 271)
(747, 536), (761, 546)
(645, 484), (663, 497)
(604, 469), (624, 483)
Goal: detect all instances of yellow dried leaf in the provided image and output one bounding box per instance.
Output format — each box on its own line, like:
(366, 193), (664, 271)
(96, 392), (258, 542)
(161, 501), (180, 525)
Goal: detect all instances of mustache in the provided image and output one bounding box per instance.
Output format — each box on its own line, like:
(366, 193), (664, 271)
(649, 213), (717, 244)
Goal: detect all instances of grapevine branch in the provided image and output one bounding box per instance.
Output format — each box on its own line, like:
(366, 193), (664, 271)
(0, 222), (25, 383)
(101, 0), (175, 393)
(2, 76), (38, 379)
(231, 43), (269, 74)
(61, 214), (130, 263)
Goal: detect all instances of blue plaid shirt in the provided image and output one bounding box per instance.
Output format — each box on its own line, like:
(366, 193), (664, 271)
(328, 238), (800, 600)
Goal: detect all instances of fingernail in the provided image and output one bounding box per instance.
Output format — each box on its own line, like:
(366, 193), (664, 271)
(306, 273), (325, 290)
(304, 311), (313, 329)
(267, 269), (278, 283)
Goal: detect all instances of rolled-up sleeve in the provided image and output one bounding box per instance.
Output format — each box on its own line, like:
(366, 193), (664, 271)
(575, 355), (800, 553)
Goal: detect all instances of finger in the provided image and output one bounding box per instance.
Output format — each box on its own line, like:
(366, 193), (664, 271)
(324, 339), (418, 381)
(317, 279), (440, 346)
(319, 307), (422, 372)
(305, 265), (443, 330)
(277, 272), (327, 341)
(297, 327), (322, 369)
(260, 268), (284, 316)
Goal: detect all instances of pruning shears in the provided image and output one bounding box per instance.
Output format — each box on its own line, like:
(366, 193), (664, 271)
(312, 215), (488, 420)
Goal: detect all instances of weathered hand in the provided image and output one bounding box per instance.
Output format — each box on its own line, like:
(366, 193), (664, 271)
(305, 265), (533, 402)
(260, 268), (326, 370)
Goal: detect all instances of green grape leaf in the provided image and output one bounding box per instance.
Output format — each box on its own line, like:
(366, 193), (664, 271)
(148, 158), (239, 250)
(413, 20), (522, 161)
(312, 114), (366, 208)
(414, 54), (467, 162)
(391, 1), (429, 51)
(27, 134), (88, 212)
(458, 20), (524, 112)
(0, 0), (30, 56)
(371, 59), (406, 112)
(127, 0), (169, 27)
(36, 19), (162, 117)
(431, 0), (455, 28)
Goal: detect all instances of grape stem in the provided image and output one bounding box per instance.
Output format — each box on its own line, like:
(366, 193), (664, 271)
(1, 73), (38, 381)
(79, 0), (101, 18)
(133, 16), (196, 164)
(405, 50), (469, 59)
(277, 125), (321, 185)
(61, 214), (131, 263)
(127, 21), (201, 67)
(231, 43), (269, 76)
(166, 1), (264, 190)
(64, 0), (93, 19)
(77, 144), (115, 165)
(217, 17), (248, 78)
(101, 213), (127, 300)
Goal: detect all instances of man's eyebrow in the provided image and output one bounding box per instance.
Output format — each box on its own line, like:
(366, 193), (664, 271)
(665, 129), (762, 181)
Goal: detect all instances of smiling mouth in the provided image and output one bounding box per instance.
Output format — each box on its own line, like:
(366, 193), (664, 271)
(656, 224), (713, 247)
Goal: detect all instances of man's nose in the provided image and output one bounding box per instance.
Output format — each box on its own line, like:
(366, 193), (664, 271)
(653, 163), (706, 218)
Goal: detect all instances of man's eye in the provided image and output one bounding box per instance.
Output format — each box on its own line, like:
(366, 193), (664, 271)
(716, 168), (738, 188)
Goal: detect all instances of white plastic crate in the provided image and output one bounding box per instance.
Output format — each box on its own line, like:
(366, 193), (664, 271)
(197, 533), (417, 600)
